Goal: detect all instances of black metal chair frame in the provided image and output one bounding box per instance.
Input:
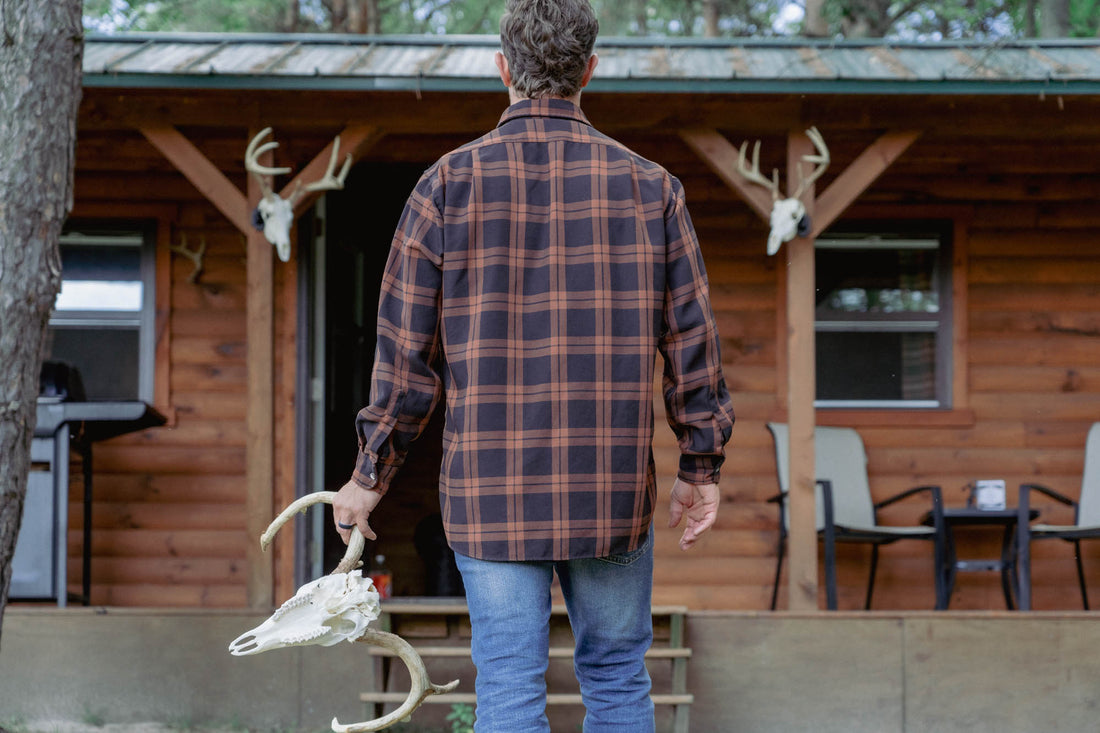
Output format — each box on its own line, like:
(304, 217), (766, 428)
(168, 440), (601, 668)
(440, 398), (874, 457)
(769, 479), (948, 611)
(1016, 482), (1100, 611)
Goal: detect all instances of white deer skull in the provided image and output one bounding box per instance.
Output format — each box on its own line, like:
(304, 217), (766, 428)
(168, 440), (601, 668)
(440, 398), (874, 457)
(735, 127), (830, 255)
(245, 128), (352, 262)
(229, 491), (458, 732)
(228, 571), (381, 655)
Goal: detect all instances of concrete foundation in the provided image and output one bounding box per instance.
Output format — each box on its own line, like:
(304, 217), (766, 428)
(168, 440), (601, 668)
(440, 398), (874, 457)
(2, 607), (1097, 732)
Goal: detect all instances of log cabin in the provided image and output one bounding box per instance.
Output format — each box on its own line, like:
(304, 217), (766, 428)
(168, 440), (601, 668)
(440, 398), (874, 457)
(15, 33), (1093, 614)
(5, 32), (1100, 732)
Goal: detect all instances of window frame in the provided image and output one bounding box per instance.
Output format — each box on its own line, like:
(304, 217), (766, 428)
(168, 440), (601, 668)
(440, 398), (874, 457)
(774, 206), (973, 428)
(51, 220), (158, 403)
(813, 223), (954, 410)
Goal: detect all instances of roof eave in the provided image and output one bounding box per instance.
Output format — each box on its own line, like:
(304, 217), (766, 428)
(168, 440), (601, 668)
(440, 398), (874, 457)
(81, 72), (1100, 96)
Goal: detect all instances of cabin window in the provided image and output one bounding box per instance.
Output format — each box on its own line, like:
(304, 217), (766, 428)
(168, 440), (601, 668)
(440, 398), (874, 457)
(814, 227), (952, 409)
(47, 223), (156, 401)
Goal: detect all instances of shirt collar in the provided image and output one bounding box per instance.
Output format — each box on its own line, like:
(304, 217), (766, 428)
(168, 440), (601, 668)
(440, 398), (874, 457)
(497, 98), (592, 128)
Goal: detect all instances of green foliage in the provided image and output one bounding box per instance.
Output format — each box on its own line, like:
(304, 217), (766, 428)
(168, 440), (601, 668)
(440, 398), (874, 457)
(84, 0), (291, 33)
(445, 702), (476, 733)
(80, 0), (1100, 40)
(1069, 0), (1100, 34)
(80, 706), (107, 727)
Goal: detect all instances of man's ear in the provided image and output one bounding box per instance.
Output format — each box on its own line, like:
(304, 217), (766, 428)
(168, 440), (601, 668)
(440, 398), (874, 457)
(494, 51), (512, 88)
(579, 53), (599, 88)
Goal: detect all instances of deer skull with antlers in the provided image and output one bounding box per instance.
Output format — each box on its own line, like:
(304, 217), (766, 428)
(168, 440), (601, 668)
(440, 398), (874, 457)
(229, 491), (459, 732)
(736, 127), (830, 256)
(245, 128), (352, 263)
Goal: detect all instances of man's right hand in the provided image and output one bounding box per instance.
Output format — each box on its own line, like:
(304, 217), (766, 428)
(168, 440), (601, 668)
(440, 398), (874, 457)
(668, 477), (720, 551)
(333, 479), (382, 544)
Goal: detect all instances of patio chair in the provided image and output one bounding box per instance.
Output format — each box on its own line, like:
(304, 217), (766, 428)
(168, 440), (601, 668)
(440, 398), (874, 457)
(767, 422), (947, 610)
(1016, 422), (1100, 611)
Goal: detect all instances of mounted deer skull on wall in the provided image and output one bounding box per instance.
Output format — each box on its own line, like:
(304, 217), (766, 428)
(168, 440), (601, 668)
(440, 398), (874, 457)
(245, 127), (352, 262)
(736, 127), (830, 256)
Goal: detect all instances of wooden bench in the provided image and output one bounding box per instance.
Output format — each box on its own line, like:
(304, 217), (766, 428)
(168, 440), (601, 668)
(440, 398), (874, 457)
(360, 600), (692, 733)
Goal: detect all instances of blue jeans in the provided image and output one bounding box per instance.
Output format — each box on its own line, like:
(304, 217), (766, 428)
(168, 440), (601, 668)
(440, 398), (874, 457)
(454, 533), (655, 733)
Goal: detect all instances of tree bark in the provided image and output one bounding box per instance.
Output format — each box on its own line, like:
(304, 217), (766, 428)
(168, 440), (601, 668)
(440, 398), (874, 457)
(365, 0), (380, 34)
(803, 0), (829, 36)
(328, 0), (349, 31)
(633, 0), (648, 35)
(0, 0), (83, 645)
(282, 0), (300, 32)
(1039, 0), (1070, 37)
(703, 0), (720, 36)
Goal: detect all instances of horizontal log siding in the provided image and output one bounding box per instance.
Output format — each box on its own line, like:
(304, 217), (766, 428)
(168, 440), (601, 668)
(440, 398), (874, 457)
(58, 99), (1100, 611)
(628, 129), (1100, 610)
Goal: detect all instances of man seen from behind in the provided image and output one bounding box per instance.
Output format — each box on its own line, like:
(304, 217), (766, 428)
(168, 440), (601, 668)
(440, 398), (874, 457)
(334, 1), (735, 730)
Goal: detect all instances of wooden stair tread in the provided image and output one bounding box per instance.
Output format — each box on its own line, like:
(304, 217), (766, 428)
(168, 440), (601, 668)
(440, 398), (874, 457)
(359, 692), (694, 705)
(364, 645), (691, 659)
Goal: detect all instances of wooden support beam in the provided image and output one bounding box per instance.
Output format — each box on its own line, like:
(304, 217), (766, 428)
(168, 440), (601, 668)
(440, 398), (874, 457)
(811, 130), (921, 238)
(785, 131), (818, 611)
(678, 128), (774, 221)
(283, 125), (385, 216)
(140, 126), (251, 236)
(246, 133), (275, 610)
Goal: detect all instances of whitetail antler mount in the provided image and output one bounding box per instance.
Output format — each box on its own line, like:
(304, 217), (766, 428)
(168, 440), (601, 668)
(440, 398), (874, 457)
(736, 126), (830, 255)
(228, 491), (458, 732)
(245, 128), (352, 263)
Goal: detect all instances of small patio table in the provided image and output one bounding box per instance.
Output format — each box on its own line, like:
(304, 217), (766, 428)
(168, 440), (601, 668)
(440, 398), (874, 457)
(923, 507), (1039, 610)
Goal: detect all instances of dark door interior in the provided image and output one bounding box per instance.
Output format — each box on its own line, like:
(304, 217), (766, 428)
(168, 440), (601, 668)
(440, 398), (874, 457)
(318, 161), (453, 595)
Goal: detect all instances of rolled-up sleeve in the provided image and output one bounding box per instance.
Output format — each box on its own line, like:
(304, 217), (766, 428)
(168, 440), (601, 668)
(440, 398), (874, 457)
(658, 180), (735, 484)
(353, 172), (445, 493)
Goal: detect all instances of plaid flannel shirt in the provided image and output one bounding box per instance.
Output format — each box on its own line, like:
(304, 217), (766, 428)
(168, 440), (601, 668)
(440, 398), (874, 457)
(353, 98), (734, 561)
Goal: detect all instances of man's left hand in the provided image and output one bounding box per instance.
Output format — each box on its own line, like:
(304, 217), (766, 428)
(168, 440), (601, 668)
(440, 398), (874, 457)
(668, 478), (719, 551)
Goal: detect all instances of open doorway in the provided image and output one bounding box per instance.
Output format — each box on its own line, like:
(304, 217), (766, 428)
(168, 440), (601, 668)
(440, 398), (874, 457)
(298, 161), (457, 598)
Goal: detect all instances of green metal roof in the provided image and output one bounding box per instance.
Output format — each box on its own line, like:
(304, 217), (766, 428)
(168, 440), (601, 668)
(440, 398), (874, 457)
(83, 33), (1100, 95)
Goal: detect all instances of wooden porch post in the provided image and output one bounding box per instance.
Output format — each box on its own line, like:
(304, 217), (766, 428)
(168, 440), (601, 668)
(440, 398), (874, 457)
(246, 134), (276, 609)
(785, 132), (818, 611)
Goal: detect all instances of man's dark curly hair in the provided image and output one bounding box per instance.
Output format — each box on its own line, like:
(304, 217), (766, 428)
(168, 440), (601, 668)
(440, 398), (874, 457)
(499, 0), (599, 99)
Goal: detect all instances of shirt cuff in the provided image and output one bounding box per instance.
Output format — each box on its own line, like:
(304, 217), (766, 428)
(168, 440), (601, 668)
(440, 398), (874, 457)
(678, 454), (723, 485)
(353, 449), (402, 495)
(352, 451), (380, 491)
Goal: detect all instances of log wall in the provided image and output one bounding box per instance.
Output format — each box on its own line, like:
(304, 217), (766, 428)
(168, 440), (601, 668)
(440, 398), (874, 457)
(56, 92), (1100, 611)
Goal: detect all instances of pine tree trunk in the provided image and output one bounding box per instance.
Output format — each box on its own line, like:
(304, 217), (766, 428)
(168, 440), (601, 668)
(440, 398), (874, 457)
(803, 0), (829, 36)
(1039, 0), (1070, 36)
(283, 0), (301, 32)
(0, 0), (83, 645)
(702, 0), (720, 36)
(365, 0), (380, 34)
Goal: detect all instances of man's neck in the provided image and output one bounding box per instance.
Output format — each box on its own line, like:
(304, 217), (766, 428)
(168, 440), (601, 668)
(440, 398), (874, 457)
(509, 90), (583, 106)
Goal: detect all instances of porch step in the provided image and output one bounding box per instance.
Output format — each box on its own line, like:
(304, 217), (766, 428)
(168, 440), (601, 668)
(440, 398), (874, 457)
(362, 602), (692, 733)
(359, 692), (695, 706)
(364, 644), (692, 659)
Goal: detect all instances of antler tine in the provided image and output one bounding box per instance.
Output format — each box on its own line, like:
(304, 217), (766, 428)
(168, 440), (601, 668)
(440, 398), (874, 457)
(792, 126), (830, 200)
(261, 491), (365, 573)
(333, 629), (460, 733)
(736, 140), (781, 203)
(287, 136), (353, 206)
(304, 136), (353, 193)
(245, 128), (292, 197)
